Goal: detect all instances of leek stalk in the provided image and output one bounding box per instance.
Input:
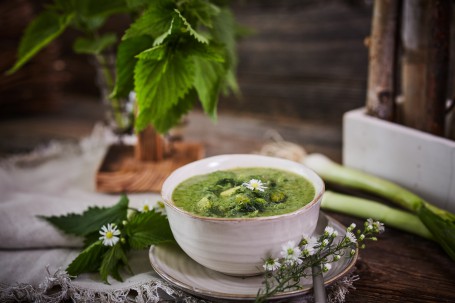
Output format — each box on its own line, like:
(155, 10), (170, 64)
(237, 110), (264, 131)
(304, 154), (455, 261)
(322, 191), (434, 240)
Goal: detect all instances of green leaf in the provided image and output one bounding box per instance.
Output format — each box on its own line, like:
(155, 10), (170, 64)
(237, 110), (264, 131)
(111, 35), (155, 99)
(174, 9), (208, 44)
(99, 243), (129, 282)
(150, 89), (197, 134)
(125, 0), (149, 10)
(126, 210), (175, 249)
(193, 57), (224, 119)
(134, 50), (194, 132)
(41, 195), (129, 237)
(67, 241), (107, 276)
(122, 0), (175, 40)
(210, 8), (239, 94)
(7, 11), (73, 74)
(136, 44), (166, 61)
(73, 32), (117, 55)
(183, 0), (220, 28)
(75, 0), (129, 17)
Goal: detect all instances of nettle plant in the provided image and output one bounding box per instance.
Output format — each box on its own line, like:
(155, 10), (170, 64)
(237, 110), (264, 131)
(9, 0), (239, 134)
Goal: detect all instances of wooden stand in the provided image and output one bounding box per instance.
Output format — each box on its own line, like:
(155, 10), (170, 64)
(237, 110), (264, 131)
(96, 141), (204, 193)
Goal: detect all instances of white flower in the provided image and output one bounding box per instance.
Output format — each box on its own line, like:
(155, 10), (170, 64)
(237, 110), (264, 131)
(140, 199), (153, 212)
(324, 226), (336, 237)
(99, 223), (121, 246)
(281, 241), (302, 264)
(263, 258), (281, 271)
(302, 236), (318, 256)
(375, 221), (385, 233)
(346, 231), (357, 243)
(322, 239), (329, 246)
(242, 179), (267, 192)
(322, 263), (332, 272)
(154, 201), (167, 215)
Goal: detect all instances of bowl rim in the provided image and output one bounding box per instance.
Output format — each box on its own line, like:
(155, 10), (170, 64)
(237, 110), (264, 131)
(161, 154), (325, 222)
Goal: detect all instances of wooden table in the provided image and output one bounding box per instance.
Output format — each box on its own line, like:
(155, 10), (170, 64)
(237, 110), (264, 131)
(0, 108), (454, 303)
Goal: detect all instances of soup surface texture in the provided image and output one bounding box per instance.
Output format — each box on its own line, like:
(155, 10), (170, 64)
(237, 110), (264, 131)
(172, 167), (315, 218)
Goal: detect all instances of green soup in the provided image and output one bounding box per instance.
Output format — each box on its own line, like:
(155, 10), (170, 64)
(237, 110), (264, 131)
(172, 167), (316, 218)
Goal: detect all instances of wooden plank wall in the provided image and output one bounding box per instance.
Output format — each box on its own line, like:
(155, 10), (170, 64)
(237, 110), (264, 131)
(1, 0), (373, 125)
(222, 0), (372, 124)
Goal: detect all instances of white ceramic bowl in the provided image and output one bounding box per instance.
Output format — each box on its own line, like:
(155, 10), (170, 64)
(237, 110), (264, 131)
(161, 154), (324, 276)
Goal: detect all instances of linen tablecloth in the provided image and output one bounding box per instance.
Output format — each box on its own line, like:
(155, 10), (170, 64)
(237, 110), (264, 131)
(0, 125), (355, 302)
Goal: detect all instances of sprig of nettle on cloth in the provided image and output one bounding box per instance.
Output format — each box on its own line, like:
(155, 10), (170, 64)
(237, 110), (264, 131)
(41, 194), (383, 302)
(41, 196), (173, 283)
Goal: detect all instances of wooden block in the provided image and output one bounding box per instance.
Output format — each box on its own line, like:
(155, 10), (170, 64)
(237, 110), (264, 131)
(96, 142), (205, 193)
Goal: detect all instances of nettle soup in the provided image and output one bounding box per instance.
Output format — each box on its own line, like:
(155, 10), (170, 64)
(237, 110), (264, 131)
(172, 167), (316, 218)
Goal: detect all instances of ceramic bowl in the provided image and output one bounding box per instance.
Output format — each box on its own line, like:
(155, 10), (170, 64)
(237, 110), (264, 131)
(161, 154), (324, 276)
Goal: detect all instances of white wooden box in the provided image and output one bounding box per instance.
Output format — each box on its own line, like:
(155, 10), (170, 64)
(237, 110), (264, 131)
(343, 108), (455, 212)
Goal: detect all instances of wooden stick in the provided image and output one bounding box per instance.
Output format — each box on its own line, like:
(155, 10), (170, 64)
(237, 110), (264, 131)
(402, 0), (451, 136)
(135, 126), (165, 162)
(366, 0), (401, 121)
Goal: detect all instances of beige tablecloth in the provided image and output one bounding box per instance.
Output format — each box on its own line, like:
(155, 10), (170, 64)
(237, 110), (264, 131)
(0, 125), (355, 303)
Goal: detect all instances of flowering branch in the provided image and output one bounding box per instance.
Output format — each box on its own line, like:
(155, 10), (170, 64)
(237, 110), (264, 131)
(255, 219), (384, 302)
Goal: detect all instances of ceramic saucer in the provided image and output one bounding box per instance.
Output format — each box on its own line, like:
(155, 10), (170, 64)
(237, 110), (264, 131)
(149, 212), (358, 301)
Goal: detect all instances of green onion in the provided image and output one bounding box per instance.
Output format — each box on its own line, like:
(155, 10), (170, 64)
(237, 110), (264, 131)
(304, 153), (455, 260)
(322, 191), (434, 240)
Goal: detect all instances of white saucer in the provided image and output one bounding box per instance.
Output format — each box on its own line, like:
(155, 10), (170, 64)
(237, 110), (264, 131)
(149, 212), (358, 301)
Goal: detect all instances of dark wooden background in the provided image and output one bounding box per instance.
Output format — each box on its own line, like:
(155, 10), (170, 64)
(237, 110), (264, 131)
(0, 0), (372, 124)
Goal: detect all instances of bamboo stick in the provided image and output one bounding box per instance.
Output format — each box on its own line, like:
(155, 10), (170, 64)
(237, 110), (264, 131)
(366, 0), (401, 121)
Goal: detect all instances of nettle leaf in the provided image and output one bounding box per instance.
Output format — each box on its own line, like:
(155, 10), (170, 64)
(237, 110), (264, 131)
(7, 11), (73, 74)
(210, 8), (239, 94)
(73, 32), (117, 55)
(67, 241), (107, 276)
(193, 57), (224, 120)
(184, 0), (220, 28)
(99, 243), (129, 282)
(41, 195), (129, 237)
(152, 19), (174, 46)
(137, 44), (167, 61)
(111, 35), (155, 99)
(152, 89), (197, 133)
(174, 9), (208, 44)
(134, 49), (194, 132)
(125, 0), (149, 10)
(122, 0), (175, 40)
(75, 0), (129, 18)
(126, 210), (175, 249)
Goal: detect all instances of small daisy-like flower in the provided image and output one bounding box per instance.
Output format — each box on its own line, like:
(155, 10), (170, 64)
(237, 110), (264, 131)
(374, 221), (385, 234)
(154, 201), (167, 215)
(242, 179), (267, 192)
(281, 241), (302, 263)
(322, 239), (329, 247)
(140, 199), (153, 212)
(346, 231), (357, 243)
(263, 258), (281, 271)
(350, 249), (356, 256)
(322, 263), (332, 272)
(99, 223), (121, 246)
(324, 226), (335, 237)
(302, 236), (318, 256)
(359, 234), (365, 241)
(333, 255), (341, 261)
(347, 223), (356, 232)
